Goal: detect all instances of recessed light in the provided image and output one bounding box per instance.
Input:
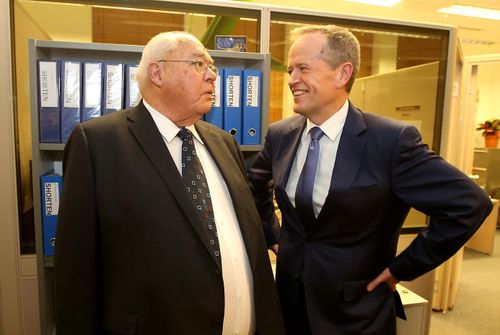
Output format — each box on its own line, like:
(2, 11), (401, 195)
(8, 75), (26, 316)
(345, 0), (401, 7)
(437, 4), (500, 21)
(460, 39), (495, 45)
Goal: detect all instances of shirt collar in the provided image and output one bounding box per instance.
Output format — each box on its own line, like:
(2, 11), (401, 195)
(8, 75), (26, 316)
(143, 99), (204, 144)
(304, 99), (349, 141)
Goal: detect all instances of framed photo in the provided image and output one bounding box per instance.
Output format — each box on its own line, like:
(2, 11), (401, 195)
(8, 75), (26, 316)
(215, 35), (247, 52)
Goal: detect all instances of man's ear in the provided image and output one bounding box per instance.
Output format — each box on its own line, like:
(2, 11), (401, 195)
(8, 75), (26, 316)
(336, 62), (353, 88)
(148, 62), (163, 87)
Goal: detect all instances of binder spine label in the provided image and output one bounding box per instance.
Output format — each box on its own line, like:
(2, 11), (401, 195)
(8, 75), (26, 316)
(128, 65), (140, 107)
(63, 62), (80, 108)
(205, 71), (223, 128)
(85, 63), (102, 108)
(211, 74), (221, 108)
(44, 182), (60, 216)
(226, 75), (240, 108)
(105, 64), (123, 110)
(246, 75), (259, 107)
(39, 62), (59, 108)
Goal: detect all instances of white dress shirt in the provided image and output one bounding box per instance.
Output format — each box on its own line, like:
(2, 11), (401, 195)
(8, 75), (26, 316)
(144, 100), (256, 335)
(285, 99), (349, 217)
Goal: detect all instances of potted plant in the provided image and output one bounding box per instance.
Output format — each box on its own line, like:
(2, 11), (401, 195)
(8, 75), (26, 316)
(477, 118), (500, 148)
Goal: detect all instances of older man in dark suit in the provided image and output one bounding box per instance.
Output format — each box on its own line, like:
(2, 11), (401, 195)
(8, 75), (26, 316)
(248, 24), (492, 335)
(54, 31), (285, 335)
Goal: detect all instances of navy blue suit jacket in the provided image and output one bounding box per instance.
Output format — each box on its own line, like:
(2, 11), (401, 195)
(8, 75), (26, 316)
(248, 102), (492, 335)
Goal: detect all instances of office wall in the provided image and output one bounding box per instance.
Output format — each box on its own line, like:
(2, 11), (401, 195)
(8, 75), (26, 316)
(475, 61), (500, 148)
(350, 61), (439, 147)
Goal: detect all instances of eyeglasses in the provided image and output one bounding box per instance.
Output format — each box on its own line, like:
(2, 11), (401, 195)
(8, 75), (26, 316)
(156, 59), (218, 76)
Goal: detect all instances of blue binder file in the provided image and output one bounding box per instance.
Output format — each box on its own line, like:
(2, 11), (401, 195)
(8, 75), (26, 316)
(223, 68), (242, 143)
(205, 69), (223, 128)
(242, 69), (262, 145)
(103, 63), (124, 115)
(60, 60), (82, 142)
(41, 173), (63, 256)
(82, 62), (102, 122)
(38, 60), (61, 143)
(125, 64), (141, 108)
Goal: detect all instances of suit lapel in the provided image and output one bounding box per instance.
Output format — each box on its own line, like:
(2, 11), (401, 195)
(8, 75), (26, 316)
(273, 116), (308, 236)
(317, 103), (367, 222)
(275, 116), (306, 189)
(127, 103), (220, 267)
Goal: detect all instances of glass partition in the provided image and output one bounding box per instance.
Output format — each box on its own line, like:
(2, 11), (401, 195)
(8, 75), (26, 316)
(13, 1), (454, 253)
(269, 12), (451, 229)
(13, 0), (261, 253)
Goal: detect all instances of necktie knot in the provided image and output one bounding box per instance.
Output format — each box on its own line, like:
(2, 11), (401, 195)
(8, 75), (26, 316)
(309, 127), (324, 141)
(177, 128), (193, 141)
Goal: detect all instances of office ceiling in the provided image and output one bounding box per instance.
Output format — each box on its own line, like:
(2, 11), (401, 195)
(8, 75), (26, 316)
(388, 0), (500, 57)
(306, 0), (500, 57)
(256, 0), (500, 56)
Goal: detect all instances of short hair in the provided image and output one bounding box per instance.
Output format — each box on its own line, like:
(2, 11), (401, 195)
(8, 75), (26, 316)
(290, 24), (360, 92)
(135, 31), (205, 94)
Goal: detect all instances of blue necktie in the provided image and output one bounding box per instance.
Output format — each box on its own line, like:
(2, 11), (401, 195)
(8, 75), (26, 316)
(178, 128), (221, 266)
(295, 127), (324, 230)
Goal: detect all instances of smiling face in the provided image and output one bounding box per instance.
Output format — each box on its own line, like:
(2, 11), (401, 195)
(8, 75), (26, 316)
(156, 41), (216, 126)
(287, 32), (350, 125)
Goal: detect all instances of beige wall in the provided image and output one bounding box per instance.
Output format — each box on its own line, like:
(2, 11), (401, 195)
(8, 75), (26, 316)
(350, 61), (439, 146)
(18, 0), (92, 42)
(0, 0), (23, 333)
(475, 61), (500, 148)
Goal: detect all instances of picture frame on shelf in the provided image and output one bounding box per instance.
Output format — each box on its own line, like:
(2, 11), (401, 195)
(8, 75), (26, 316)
(215, 35), (247, 52)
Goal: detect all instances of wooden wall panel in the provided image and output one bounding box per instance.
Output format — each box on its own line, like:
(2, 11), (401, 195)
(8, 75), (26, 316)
(92, 8), (184, 45)
(397, 36), (442, 69)
(354, 32), (374, 78)
(230, 19), (258, 53)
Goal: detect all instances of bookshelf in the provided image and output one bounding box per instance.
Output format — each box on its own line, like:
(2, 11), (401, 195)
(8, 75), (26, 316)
(29, 39), (270, 335)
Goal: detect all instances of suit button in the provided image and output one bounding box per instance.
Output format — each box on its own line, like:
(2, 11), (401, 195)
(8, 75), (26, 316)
(212, 270), (221, 279)
(293, 274), (301, 279)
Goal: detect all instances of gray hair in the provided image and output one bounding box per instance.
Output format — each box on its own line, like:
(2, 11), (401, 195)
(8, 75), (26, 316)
(290, 24), (360, 92)
(136, 31), (205, 93)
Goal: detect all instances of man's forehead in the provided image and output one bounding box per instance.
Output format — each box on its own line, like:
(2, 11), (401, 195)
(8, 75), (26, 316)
(176, 43), (211, 60)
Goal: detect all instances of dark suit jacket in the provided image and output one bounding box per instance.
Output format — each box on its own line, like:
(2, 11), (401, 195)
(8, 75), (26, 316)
(248, 102), (492, 335)
(54, 102), (285, 335)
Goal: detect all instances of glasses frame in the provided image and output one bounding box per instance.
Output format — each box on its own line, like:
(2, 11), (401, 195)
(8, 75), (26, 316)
(156, 59), (218, 76)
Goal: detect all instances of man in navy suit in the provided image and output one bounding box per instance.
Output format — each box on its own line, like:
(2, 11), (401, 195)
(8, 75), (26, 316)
(248, 24), (492, 335)
(54, 31), (285, 335)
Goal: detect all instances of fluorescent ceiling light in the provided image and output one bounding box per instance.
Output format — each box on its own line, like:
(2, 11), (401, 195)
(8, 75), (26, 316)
(345, 0), (401, 7)
(437, 5), (500, 21)
(460, 38), (494, 45)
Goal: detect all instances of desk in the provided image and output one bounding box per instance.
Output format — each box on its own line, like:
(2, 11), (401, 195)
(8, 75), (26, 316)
(397, 284), (428, 335)
(466, 198), (499, 255)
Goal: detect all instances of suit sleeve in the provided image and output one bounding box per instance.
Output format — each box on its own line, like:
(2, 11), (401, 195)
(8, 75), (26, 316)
(54, 124), (101, 334)
(248, 128), (281, 247)
(388, 125), (492, 281)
